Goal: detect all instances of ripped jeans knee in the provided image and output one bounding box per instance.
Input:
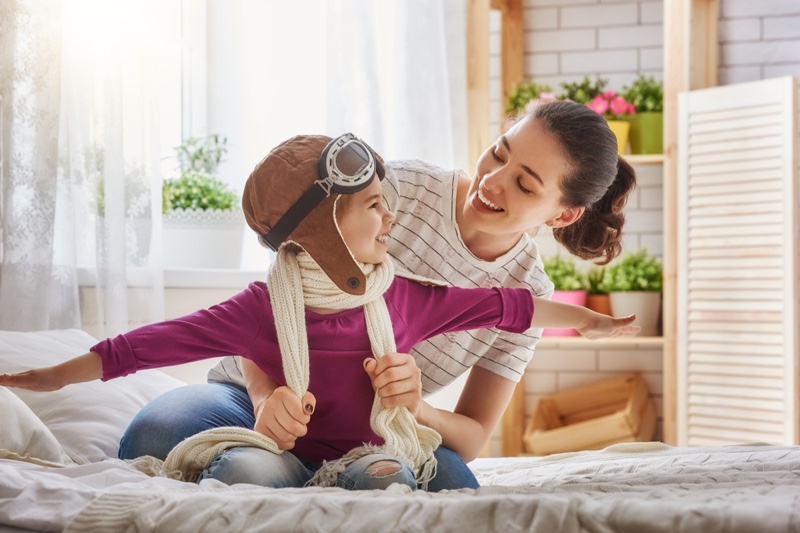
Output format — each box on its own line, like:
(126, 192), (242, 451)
(336, 453), (417, 491)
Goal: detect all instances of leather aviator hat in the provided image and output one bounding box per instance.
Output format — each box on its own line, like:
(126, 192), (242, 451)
(241, 133), (385, 295)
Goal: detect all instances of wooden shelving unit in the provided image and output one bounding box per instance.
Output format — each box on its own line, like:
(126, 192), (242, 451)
(538, 336), (664, 348)
(626, 154), (665, 166)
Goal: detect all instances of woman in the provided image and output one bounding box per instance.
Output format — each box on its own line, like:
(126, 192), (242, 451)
(119, 100), (636, 490)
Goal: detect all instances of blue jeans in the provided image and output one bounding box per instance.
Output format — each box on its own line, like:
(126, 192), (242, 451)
(119, 382), (480, 492)
(199, 447), (417, 490)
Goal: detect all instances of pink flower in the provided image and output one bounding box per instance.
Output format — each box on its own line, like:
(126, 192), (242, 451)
(610, 96), (629, 116)
(588, 95), (609, 115)
(539, 92), (557, 102)
(587, 91), (635, 119)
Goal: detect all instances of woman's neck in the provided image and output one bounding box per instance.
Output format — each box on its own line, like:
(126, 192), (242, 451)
(454, 175), (523, 262)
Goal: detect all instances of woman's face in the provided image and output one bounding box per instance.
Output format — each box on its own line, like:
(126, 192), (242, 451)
(336, 177), (395, 265)
(463, 115), (582, 239)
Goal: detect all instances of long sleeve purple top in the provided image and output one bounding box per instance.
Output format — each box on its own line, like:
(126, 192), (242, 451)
(91, 277), (534, 462)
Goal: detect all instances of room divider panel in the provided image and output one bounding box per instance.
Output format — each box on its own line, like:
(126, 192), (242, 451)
(676, 76), (799, 446)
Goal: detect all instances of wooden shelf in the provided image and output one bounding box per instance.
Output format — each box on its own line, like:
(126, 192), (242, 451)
(626, 154), (664, 165)
(538, 336), (664, 348)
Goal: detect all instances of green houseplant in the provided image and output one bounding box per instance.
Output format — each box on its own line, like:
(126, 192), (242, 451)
(505, 80), (555, 117)
(602, 249), (663, 336)
(162, 134), (244, 269)
(558, 76), (608, 104)
(502, 80), (557, 132)
(621, 75), (664, 154)
(163, 134), (238, 213)
(542, 255), (587, 337)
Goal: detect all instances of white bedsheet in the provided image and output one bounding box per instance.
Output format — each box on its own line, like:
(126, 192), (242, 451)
(2, 442), (800, 532)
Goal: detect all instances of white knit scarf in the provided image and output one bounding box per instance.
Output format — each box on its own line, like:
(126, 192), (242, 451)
(157, 247), (442, 489)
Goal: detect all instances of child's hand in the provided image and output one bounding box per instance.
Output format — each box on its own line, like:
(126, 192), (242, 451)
(252, 386), (315, 451)
(363, 352), (422, 417)
(0, 367), (63, 391)
(575, 313), (640, 340)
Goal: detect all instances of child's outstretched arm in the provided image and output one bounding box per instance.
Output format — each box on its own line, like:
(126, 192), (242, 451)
(0, 352), (102, 392)
(532, 297), (640, 339)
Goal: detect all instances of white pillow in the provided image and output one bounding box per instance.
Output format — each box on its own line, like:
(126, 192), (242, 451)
(0, 329), (186, 464)
(0, 386), (74, 466)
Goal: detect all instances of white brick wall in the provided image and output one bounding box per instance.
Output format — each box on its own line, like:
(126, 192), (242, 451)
(718, 0), (800, 84)
(490, 0), (666, 136)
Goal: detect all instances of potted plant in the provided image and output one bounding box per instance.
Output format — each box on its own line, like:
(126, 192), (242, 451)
(542, 255), (587, 337)
(558, 76), (608, 104)
(505, 80), (554, 117)
(601, 249), (663, 336)
(586, 90), (636, 156)
(585, 266), (611, 316)
(503, 80), (557, 132)
(622, 75), (664, 154)
(162, 134), (244, 269)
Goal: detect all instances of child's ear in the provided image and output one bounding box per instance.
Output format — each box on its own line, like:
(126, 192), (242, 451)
(548, 206), (585, 228)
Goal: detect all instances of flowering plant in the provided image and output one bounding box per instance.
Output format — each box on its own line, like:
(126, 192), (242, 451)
(587, 91), (635, 120)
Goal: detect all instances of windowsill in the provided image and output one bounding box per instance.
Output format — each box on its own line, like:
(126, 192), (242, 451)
(77, 266), (266, 289)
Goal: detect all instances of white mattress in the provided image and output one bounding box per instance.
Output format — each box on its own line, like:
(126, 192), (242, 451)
(2, 442), (800, 532)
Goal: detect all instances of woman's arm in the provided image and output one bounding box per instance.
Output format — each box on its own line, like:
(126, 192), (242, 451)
(415, 366), (515, 462)
(0, 351), (103, 391)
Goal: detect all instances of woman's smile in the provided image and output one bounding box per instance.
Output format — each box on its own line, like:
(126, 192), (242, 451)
(476, 184), (503, 212)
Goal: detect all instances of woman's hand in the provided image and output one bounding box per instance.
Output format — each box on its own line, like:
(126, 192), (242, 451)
(575, 313), (640, 340)
(252, 386), (315, 451)
(363, 352), (423, 417)
(0, 367), (63, 391)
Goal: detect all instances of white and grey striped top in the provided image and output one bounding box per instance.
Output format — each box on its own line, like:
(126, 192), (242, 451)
(207, 160), (553, 392)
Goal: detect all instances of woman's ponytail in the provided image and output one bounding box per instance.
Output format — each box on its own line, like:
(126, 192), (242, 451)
(553, 158), (636, 265)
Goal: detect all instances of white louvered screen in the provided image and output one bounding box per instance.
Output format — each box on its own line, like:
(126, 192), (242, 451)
(677, 76), (799, 446)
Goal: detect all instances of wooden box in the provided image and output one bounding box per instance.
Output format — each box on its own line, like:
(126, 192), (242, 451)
(523, 373), (656, 455)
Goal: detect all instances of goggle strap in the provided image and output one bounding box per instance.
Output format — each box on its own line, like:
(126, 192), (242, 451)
(261, 182), (328, 251)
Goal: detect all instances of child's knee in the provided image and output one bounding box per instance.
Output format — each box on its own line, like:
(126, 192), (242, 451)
(350, 458), (416, 491)
(366, 459), (403, 478)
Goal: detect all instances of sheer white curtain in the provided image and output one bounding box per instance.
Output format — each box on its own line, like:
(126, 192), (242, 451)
(325, 0), (468, 171)
(0, 0), (170, 335)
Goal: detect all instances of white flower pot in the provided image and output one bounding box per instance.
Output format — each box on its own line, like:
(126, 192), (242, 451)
(609, 291), (662, 336)
(163, 208), (244, 269)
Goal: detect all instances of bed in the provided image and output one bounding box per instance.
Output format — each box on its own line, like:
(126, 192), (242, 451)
(2, 329), (800, 532)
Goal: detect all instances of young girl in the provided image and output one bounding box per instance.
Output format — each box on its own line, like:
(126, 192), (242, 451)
(1, 131), (638, 491)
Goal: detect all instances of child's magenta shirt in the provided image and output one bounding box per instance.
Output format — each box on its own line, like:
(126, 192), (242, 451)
(91, 277), (534, 463)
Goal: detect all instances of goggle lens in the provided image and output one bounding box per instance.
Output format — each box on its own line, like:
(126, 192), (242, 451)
(334, 142), (371, 179)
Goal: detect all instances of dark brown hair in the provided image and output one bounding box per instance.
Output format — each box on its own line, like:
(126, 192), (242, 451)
(531, 100), (636, 265)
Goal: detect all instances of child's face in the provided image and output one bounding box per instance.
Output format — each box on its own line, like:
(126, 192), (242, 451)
(336, 177), (395, 265)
